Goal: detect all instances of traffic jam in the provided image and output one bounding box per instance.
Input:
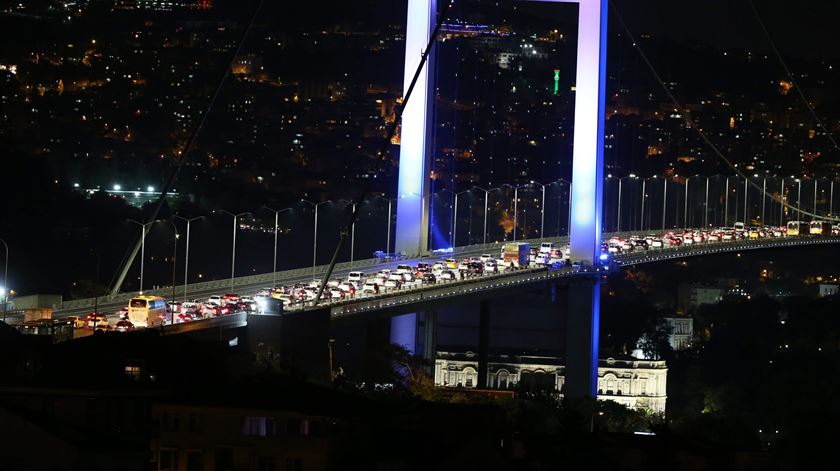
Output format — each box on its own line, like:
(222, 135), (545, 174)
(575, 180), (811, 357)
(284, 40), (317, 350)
(79, 220), (839, 331)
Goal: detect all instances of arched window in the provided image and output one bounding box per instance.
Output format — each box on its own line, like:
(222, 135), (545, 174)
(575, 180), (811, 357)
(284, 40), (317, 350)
(497, 370), (510, 389)
(463, 367), (477, 388)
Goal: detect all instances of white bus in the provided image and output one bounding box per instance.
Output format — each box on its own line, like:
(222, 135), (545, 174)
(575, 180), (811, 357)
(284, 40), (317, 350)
(127, 296), (167, 328)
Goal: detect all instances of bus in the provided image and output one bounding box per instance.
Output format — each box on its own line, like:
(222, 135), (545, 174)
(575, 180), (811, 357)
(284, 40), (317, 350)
(127, 296), (167, 328)
(786, 221), (808, 236)
(809, 220), (833, 236)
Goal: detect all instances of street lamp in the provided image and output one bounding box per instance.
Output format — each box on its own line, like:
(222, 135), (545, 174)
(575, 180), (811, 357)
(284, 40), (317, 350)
(261, 207), (292, 289)
(0, 238), (8, 321)
(529, 181), (549, 240)
(502, 184), (529, 241)
(172, 215), (204, 301)
(166, 221), (179, 322)
(473, 186), (500, 245)
(440, 189), (472, 247)
(127, 219), (157, 293)
(384, 197), (397, 254)
(214, 210), (251, 291)
(300, 200), (331, 278)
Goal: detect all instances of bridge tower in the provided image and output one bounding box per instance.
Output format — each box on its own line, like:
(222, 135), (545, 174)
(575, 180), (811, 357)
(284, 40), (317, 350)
(394, 0), (608, 398)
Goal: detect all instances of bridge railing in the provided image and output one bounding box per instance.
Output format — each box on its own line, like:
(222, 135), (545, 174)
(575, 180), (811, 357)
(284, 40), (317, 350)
(57, 228), (792, 312)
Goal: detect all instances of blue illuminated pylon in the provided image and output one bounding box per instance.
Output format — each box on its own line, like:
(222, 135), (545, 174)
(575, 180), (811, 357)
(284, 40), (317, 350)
(395, 0), (607, 399)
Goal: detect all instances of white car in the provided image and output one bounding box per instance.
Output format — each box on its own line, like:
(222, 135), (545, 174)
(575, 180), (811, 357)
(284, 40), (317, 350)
(438, 270), (457, 281)
(208, 295), (223, 306)
(348, 271), (364, 283)
(484, 261), (498, 273)
(384, 274), (403, 289)
(87, 315), (110, 329)
(539, 242), (555, 254)
(479, 254), (494, 263)
(650, 239), (664, 248)
(432, 262), (446, 272)
(395, 264), (413, 274)
(362, 281), (380, 294)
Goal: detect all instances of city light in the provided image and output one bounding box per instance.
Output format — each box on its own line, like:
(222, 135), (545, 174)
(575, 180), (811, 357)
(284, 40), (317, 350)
(113, 184), (121, 191)
(147, 186), (155, 192)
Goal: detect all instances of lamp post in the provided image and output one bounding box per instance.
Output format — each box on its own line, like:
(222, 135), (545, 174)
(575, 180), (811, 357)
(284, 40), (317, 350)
(662, 177), (667, 230)
(684, 177), (690, 229)
(166, 221), (179, 322)
(761, 177), (767, 224)
(505, 184), (528, 241)
(127, 219), (156, 293)
(473, 186), (499, 245)
(441, 189), (472, 247)
(0, 238), (8, 321)
(779, 178), (785, 225)
(351, 202), (356, 262)
(796, 178), (802, 220)
(172, 215), (204, 301)
(720, 177), (730, 225)
(261, 207), (292, 289)
(744, 176), (749, 224)
(704, 176), (710, 228)
(640, 178), (647, 231)
(530, 181), (548, 240)
(814, 179), (818, 216)
(384, 197), (396, 254)
(300, 200), (331, 278)
(215, 210), (250, 291)
(831, 180), (835, 216)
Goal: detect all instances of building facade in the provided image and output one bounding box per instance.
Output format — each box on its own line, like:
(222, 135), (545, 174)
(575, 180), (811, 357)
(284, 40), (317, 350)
(664, 316), (694, 350)
(434, 351), (667, 414)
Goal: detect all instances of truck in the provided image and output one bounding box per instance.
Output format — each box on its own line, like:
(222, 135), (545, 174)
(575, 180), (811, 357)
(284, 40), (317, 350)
(501, 242), (530, 270)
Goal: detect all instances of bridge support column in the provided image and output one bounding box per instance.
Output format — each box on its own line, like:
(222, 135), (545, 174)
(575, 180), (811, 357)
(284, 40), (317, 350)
(394, 0), (437, 257)
(565, 276), (600, 399)
(418, 310), (437, 377)
(477, 301), (490, 388)
(390, 312), (418, 354)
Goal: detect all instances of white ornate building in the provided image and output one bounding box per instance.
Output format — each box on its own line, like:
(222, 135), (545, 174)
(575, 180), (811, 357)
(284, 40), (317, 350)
(434, 351), (667, 414)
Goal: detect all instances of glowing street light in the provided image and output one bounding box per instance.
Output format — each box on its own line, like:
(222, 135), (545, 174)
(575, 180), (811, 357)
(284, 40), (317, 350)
(172, 215), (204, 301)
(214, 210), (251, 291)
(300, 200), (332, 278)
(262, 207), (293, 288)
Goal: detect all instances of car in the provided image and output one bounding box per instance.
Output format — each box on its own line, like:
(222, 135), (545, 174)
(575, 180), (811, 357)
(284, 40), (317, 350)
(221, 303), (239, 315)
(329, 287), (346, 299)
(348, 271), (365, 283)
(115, 308), (129, 320)
(337, 282), (357, 296)
(202, 303), (221, 317)
(650, 238), (664, 248)
(208, 295), (224, 306)
(420, 272), (437, 284)
(66, 316), (86, 328)
(484, 261), (499, 273)
(239, 297), (257, 312)
(114, 320), (135, 332)
(362, 281), (380, 294)
(384, 274), (404, 289)
(444, 258), (458, 269)
(432, 261), (446, 272)
(180, 302), (201, 316)
(87, 315), (110, 329)
(395, 264), (413, 274)
(438, 270), (457, 281)
(416, 262), (431, 272)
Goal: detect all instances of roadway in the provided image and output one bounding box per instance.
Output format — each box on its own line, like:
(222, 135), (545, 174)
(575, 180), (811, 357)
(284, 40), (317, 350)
(7, 231), (838, 330)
